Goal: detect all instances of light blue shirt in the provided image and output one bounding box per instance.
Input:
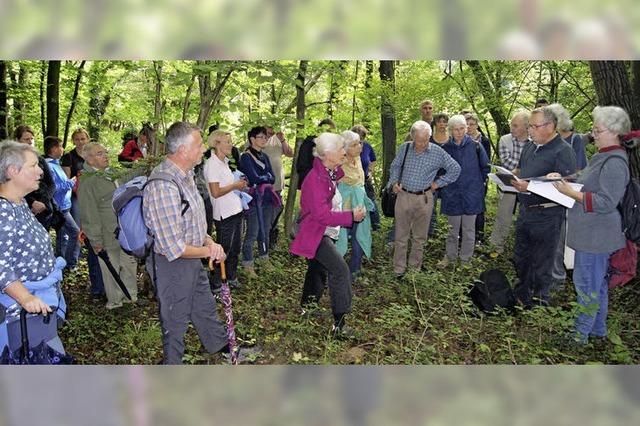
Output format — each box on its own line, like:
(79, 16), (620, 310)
(46, 158), (74, 211)
(387, 142), (461, 192)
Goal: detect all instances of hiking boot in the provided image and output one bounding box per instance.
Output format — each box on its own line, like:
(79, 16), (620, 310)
(332, 324), (356, 340)
(241, 265), (258, 279)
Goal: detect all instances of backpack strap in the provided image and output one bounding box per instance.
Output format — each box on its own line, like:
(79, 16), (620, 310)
(147, 171), (190, 216)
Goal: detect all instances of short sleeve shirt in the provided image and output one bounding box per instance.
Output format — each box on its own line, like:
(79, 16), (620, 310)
(203, 155), (243, 221)
(0, 198), (55, 292)
(60, 148), (85, 178)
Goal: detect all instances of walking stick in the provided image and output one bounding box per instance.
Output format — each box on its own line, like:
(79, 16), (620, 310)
(209, 259), (238, 365)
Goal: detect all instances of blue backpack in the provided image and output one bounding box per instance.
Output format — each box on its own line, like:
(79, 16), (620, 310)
(112, 172), (190, 259)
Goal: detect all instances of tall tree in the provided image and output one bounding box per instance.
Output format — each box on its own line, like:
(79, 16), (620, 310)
(10, 63), (28, 127)
(62, 60), (86, 147)
(283, 60), (308, 236)
(45, 60), (61, 138)
(152, 61), (164, 155)
(589, 60), (640, 178)
(195, 61), (235, 130)
(379, 60), (397, 186)
(0, 61), (7, 139)
(465, 60), (510, 138)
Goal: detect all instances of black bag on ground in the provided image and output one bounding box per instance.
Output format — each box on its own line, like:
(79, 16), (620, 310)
(468, 269), (516, 314)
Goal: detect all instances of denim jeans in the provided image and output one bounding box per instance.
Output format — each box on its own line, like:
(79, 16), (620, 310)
(348, 222), (364, 276)
(55, 209), (80, 268)
(573, 250), (611, 342)
(242, 202), (276, 266)
(87, 242), (105, 296)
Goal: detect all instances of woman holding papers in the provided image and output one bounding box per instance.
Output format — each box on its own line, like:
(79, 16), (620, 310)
(438, 115), (490, 267)
(554, 106), (630, 345)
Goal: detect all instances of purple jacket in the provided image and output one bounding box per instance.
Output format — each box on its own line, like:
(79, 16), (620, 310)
(290, 157), (354, 259)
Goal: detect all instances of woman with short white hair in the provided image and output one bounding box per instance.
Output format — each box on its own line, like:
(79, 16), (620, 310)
(554, 106), (631, 344)
(290, 133), (366, 338)
(547, 103), (587, 170)
(336, 131), (373, 282)
(0, 140), (68, 357)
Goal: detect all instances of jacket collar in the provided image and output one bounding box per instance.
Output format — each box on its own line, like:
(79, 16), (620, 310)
(312, 157), (345, 181)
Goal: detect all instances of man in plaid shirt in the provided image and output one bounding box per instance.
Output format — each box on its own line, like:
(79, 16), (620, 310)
(144, 122), (228, 364)
(489, 111), (531, 252)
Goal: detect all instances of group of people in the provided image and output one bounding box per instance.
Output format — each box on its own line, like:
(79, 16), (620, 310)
(0, 94), (635, 363)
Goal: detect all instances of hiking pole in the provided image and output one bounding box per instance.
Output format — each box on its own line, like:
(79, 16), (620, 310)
(209, 259), (238, 365)
(83, 235), (132, 300)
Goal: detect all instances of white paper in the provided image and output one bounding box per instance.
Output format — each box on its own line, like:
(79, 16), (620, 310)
(526, 180), (583, 208)
(488, 173), (518, 193)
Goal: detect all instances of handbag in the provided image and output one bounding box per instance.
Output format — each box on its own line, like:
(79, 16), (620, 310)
(380, 143), (411, 218)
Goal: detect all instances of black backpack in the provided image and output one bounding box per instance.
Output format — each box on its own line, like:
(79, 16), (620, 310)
(468, 269), (516, 314)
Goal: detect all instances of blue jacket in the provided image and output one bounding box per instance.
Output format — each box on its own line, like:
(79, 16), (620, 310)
(46, 158), (75, 211)
(440, 135), (490, 216)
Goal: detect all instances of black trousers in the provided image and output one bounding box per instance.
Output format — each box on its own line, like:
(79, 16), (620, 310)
(512, 206), (563, 306)
(301, 236), (352, 316)
(213, 212), (243, 283)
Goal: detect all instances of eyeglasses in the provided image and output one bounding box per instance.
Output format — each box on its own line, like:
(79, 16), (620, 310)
(253, 135), (267, 139)
(94, 151), (108, 157)
(528, 122), (550, 130)
(591, 127), (609, 136)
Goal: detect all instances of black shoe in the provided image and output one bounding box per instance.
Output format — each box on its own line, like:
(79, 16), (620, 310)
(332, 324), (356, 340)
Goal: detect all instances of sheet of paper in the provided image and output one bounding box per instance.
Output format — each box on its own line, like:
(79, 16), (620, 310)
(526, 180), (583, 208)
(488, 173), (518, 193)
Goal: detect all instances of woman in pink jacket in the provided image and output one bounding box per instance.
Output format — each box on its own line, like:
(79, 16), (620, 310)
(290, 133), (365, 338)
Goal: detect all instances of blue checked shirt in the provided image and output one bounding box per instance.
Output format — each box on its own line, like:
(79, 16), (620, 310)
(387, 142), (461, 192)
(143, 159), (208, 262)
(498, 133), (530, 170)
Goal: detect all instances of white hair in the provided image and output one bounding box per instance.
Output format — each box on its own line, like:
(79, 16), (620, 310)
(165, 122), (201, 154)
(313, 133), (345, 158)
(341, 130), (361, 149)
(546, 103), (574, 132)
(0, 140), (38, 184)
(447, 114), (468, 131)
(593, 106), (631, 136)
(409, 120), (432, 140)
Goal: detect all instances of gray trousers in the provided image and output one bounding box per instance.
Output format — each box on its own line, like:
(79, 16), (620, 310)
(98, 246), (138, 308)
(147, 254), (228, 364)
(445, 215), (476, 261)
(489, 191), (517, 249)
(552, 212), (568, 281)
(393, 191), (434, 274)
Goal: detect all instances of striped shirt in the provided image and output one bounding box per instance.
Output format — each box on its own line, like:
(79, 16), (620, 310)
(498, 133), (530, 170)
(143, 158), (207, 262)
(387, 142), (461, 192)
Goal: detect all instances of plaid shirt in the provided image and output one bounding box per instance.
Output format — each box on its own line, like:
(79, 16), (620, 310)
(143, 158), (207, 261)
(498, 133), (530, 170)
(387, 142), (460, 192)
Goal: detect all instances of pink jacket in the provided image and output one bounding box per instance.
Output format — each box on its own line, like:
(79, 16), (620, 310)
(290, 158), (354, 259)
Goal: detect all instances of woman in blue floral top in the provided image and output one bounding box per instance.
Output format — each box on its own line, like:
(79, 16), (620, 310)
(0, 141), (57, 314)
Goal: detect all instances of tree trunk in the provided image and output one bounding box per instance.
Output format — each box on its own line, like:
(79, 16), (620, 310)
(351, 61), (359, 127)
(326, 61), (348, 118)
(0, 61), (7, 139)
(284, 60), (307, 237)
(182, 74), (196, 122)
(63, 60), (86, 147)
(589, 61), (640, 178)
(196, 61), (234, 130)
(152, 61), (163, 155)
(40, 61), (46, 137)
(379, 60), (397, 187)
(466, 60), (510, 138)
(45, 60), (61, 138)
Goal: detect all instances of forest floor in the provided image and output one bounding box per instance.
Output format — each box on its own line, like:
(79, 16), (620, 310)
(58, 189), (640, 365)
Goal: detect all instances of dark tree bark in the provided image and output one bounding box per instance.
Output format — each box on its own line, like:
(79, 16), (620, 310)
(0, 61), (7, 139)
(326, 61), (348, 118)
(152, 61), (163, 155)
(39, 61), (46, 136)
(45, 60), (61, 138)
(196, 61), (235, 130)
(379, 60), (397, 187)
(11, 63), (28, 127)
(284, 60), (308, 237)
(589, 60), (640, 178)
(62, 60), (86, 148)
(466, 60), (510, 138)
(182, 74), (196, 122)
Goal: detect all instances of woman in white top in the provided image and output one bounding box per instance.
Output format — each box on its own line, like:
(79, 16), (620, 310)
(204, 130), (248, 290)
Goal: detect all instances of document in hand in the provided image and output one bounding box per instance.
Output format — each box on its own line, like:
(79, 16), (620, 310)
(489, 173), (518, 193)
(526, 180), (584, 208)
